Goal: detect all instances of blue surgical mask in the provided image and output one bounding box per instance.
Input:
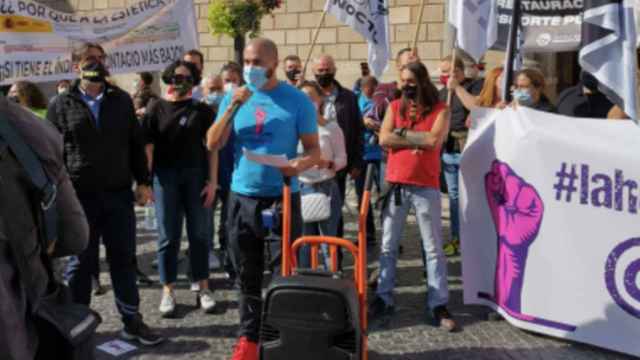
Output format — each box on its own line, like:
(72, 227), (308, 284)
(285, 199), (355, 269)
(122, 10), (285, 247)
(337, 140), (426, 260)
(512, 88), (533, 106)
(224, 83), (237, 93)
(205, 93), (223, 106)
(243, 66), (268, 91)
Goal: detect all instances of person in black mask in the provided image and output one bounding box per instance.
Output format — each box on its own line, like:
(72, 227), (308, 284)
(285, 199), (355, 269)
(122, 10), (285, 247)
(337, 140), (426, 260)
(557, 71), (614, 119)
(312, 54), (369, 244)
(283, 54), (303, 86)
(47, 42), (164, 346)
(143, 60), (218, 318)
(371, 61), (456, 332)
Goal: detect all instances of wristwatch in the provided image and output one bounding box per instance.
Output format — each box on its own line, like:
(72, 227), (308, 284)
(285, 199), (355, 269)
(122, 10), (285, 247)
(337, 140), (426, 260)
(393, 128), (408, 137)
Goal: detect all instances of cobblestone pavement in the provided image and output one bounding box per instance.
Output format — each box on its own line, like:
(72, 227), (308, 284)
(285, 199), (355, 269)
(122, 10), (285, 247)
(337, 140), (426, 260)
(90, 192), (636, 360)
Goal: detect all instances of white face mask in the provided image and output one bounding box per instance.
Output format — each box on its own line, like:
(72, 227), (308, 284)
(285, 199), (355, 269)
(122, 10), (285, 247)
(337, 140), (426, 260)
(224, 83), (237, 93)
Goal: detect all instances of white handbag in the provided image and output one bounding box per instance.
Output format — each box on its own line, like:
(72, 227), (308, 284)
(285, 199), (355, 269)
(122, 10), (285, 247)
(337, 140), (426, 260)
(301, 193), (331, 223)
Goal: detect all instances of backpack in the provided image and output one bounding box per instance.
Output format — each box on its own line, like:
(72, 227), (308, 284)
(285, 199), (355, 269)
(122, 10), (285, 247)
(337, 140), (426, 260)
(0, 117), (101, 360)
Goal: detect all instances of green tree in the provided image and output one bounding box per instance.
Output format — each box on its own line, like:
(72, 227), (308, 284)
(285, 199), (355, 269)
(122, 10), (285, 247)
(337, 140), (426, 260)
(208, 0), (282, 65)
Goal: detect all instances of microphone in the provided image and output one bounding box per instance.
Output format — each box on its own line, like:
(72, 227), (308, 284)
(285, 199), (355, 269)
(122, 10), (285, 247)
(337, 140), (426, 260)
(206, 88), (252, 150)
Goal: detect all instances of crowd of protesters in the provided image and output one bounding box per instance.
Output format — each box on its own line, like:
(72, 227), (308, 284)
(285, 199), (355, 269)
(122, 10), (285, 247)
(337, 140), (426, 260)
(0, 36), (635, 360)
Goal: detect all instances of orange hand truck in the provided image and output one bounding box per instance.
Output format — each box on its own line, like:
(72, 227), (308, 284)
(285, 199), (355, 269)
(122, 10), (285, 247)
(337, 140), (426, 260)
(259, 163), (375, 360)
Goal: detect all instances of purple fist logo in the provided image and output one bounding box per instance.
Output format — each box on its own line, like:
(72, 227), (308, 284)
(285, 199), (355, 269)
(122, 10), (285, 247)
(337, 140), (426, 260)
(480, 160), (576, 332)
(485, 160), (544, 313)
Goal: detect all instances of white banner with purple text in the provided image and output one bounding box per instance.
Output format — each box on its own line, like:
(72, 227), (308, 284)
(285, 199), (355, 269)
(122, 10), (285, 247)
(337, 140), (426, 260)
(460, 107), (640, 357)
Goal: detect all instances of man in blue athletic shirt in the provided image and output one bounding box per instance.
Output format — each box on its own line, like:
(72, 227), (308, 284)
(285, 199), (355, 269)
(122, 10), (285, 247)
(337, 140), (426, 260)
(207, 38), (321, 360)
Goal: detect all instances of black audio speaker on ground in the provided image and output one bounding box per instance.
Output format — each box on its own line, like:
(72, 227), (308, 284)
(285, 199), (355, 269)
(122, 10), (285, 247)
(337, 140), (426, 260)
(259, 272), (361, 360)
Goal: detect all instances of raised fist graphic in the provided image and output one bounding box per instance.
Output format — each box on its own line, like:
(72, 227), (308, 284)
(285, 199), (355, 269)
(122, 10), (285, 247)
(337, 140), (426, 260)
(484, 160), (544, 313)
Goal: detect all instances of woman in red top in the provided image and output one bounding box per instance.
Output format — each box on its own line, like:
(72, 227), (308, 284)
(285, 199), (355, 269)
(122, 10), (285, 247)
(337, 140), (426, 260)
(369, 61), (457, 332)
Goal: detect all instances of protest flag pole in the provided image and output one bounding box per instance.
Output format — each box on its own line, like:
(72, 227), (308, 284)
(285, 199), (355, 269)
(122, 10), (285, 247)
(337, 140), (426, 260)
(447, 46), (458, 106)
(503, 0), (522, 103)
(302, 9), (329, 79)
(411, 0), (427, 54)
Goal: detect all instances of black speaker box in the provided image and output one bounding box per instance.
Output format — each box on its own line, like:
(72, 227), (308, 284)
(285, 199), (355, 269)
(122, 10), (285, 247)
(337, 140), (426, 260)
(260, 272), (361, 360)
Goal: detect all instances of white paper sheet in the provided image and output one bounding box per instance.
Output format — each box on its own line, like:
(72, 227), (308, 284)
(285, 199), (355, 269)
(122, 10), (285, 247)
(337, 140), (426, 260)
(97, 340), (137, 357)
(242, 148), (289, 168)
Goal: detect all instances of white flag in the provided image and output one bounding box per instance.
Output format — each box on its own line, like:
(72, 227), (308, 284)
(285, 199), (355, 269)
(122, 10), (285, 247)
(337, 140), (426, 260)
(580, 0), (638, 122)
(449, 0), (498, 62)
(325, 0), (390, 77)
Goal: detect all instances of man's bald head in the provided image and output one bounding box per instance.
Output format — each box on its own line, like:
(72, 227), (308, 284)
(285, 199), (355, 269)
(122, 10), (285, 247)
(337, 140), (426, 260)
(243, 38), (280, 87)
(245, 38), (279, 64)
(313, 54), (336, 74)
(396, 48), (419, 71)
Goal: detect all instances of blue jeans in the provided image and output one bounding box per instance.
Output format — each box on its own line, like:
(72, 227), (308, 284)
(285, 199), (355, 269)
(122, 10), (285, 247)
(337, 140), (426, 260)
(376, 186), (449, 310)
(442, 152), (461, 240)
(65, 189), (140, 321)
(299, 178), (343, 269)
(154, 167), (211, 285)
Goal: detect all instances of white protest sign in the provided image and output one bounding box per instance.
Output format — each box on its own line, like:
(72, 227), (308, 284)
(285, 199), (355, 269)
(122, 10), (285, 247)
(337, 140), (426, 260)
(243, 148), (289, 168)
(0, 0), (198, 84)
(460, 107), (640, 357)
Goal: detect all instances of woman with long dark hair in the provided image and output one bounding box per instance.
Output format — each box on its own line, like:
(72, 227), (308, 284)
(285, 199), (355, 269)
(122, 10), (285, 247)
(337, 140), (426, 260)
(370, 61), (457, 332)
(144, 60), (217, 317)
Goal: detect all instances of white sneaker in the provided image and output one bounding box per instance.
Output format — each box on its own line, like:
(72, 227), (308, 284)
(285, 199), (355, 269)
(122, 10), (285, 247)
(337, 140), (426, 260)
(209, 251), (221, 271)
(190, 282), (200, 292)
(198, 289), (217, 313)
(159, 291), (176, 318)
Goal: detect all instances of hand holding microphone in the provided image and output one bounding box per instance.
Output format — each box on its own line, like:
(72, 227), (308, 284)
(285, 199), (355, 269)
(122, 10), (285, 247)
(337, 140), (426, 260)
(231, 86), (253, 107)
(207, 86), (253, 150)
